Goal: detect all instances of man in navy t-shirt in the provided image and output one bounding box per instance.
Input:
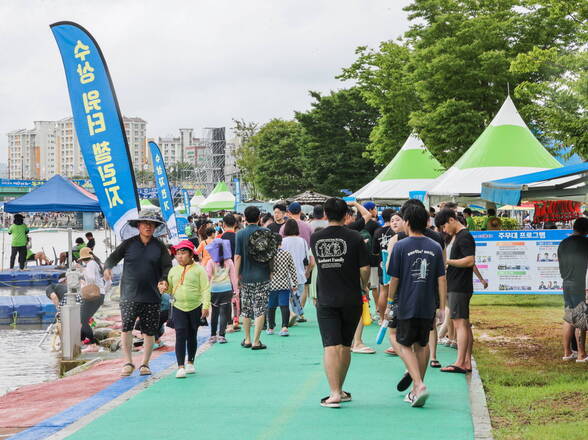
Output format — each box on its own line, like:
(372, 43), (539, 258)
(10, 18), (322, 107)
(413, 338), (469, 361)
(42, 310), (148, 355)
(388, 202), (447, 408)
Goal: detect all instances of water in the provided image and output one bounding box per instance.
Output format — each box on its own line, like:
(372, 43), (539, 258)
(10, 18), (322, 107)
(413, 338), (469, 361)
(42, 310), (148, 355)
(0, 229), (114, 396)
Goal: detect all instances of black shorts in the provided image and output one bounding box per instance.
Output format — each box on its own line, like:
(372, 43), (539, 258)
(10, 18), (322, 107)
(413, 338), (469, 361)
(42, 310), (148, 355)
(396, 318), (433, 347)
(448, 291), (472, 319)
(121, 301), (160, 336)
(317, 304), (362, 347)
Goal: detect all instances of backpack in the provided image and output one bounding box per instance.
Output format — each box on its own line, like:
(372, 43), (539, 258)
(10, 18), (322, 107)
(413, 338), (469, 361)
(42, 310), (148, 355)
(248, 229), (279, 267)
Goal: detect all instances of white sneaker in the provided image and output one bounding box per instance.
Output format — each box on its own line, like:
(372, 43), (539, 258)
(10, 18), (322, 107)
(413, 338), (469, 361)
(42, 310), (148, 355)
(185, 363), (196, 374)
(176, 367), (186, 378)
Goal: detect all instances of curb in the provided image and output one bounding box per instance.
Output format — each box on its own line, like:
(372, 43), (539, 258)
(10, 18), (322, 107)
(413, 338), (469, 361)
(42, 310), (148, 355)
(467, 357), (494, 440)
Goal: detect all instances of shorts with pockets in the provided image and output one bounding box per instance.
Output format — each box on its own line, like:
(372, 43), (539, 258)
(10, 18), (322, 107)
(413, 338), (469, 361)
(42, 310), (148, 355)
(396, 318), (433, 347)
(121, 301), (160, 336)
(240, 281), (270, 319)
(317, 304), (362, 347)
(448, 291), (472, 319)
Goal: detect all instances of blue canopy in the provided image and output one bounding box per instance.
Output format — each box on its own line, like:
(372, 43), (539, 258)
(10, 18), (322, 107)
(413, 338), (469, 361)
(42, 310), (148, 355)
(4, 175), (101, 213)
(481, 162), (588, 206)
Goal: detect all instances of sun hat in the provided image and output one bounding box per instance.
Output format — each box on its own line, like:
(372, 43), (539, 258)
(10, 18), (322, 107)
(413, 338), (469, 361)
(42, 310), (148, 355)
(78, 247), (93, 260)
(288, 202), (302, 214)
(127, 211), (166, 228)
(172, 240), (196, 253)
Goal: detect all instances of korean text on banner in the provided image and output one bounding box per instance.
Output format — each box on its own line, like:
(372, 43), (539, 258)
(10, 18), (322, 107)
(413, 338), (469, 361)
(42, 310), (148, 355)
(182, 190), (191, 214)
(50, 22), (139, 239)
(149, 141), (179, 243)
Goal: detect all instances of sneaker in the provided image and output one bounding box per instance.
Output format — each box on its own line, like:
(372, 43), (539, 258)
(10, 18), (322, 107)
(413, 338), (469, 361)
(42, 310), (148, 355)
(450, 341), (458, 349)
(176, 367), (187, 378)
(279, 329), (289, 337)
(403, 392), (413, 403)
(444, 339), (452, 347)
(266, 328), (274, 335)
(563, 352), (578, 361)
(152, 342), (166, 350)
(217, 336), (227, 344)
(185, 363), (196, 374)
(411, 387), (429, 408)
(208, 336), (218, 344)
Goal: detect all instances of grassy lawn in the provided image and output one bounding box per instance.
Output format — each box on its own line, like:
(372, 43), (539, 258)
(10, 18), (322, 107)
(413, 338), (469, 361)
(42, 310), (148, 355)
(471, 295), (588, 440)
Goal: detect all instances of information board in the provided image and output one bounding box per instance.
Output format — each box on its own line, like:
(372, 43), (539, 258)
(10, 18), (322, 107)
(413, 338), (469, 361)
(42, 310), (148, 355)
(471, 229), (570, 294)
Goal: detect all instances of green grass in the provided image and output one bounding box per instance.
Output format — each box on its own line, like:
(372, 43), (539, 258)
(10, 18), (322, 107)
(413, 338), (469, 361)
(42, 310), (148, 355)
(471, 295), (588, 440)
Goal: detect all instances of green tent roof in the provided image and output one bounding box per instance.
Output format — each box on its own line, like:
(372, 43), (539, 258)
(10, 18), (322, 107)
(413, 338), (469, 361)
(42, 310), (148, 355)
(200, 182), (235, 212)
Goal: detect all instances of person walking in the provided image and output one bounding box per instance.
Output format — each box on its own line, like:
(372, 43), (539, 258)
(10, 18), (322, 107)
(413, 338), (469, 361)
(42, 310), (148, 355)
(267, 235), (299, 336)
(268, 203), (287, 234)
(167, 240), (210, 378)
(205, 238), (238, 344)
(387, 202), (446, 407)
(235, 206), (273, 350)
(78, 247), (111, 352)
(280, 202), (312, 245)
(196, 227), (216, 266)
(104, 212), (172, 377)
(557, 217), (588, 362)
(281, 219), (313, 324)
(9, 214), (29, 270)
(311, 198), (370, 408)
(435, 208), (476, 374)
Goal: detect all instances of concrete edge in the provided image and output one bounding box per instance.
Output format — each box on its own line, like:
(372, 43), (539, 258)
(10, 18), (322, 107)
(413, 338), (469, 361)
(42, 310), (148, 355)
(467, 357), (494, 440)
(45, 341), (213, 440)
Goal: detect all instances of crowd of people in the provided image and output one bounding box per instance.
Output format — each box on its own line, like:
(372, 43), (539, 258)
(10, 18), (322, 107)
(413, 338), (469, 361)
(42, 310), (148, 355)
(38, 194), (588, 409)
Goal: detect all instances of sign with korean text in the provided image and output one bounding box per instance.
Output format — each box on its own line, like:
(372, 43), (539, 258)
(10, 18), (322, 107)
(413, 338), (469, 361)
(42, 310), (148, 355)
(149, 141), (179, 243)
(51, 22), (139, 239)
(472, 229), (570, 294)
(182, 189), (191, 214)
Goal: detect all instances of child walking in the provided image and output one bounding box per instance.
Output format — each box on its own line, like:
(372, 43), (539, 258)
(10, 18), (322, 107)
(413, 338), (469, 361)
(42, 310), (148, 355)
(166, 240), (210, 378)
(205, 238), (239, 344)
(267, 235), (298, 336)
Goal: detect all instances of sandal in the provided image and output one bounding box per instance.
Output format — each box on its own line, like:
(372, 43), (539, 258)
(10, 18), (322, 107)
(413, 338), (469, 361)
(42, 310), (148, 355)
(385, 347), (398, 356)
(430, 360), (441, 368)
(120, 363), (135, 377)
(241, 339), (252, 348)
(320, 396), (340, 408)
(341, 391), (352, 403)
(251, 342), (267, 350)
(440, 365), (467, 374)
(351, 346), (376, 354)
(139, 364), (152, 376)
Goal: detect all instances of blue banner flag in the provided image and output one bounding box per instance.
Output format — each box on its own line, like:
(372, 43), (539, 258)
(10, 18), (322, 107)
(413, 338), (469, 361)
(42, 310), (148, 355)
(149, 141), (180, 243)
(51, 22), (139, 239)
(233, 177), (241, 211)
(182, 189), (191, 214)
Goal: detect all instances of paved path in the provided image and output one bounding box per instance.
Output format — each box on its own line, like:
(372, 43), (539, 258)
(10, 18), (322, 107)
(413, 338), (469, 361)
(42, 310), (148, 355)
(62, 307), (474, 440)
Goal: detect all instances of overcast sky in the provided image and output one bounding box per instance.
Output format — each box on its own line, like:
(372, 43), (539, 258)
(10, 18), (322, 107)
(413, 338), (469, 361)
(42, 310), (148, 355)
(0, 0), (411, 163)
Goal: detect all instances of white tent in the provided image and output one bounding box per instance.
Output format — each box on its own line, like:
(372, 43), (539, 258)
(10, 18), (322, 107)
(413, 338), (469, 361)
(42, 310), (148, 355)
(353, 134), (444, 202)
(428, 96), (561, 203)
(189, 190), (205, 214)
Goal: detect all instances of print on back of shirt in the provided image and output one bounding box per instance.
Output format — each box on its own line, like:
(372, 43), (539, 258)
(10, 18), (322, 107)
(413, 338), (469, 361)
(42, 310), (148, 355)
(315, 238), (347, 269)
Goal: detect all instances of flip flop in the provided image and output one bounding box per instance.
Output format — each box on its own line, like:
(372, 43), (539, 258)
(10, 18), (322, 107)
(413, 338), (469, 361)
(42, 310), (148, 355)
(320, 396), (341, 408)
(351, 346), (376, 354)
(397, 372), (412, 392)
(138, 364), (152, 376)
(251, 342), (267, 350)
(441, 365), (467, 374)
(384, 347), (398, 356)
(120, 363), (135, 377)
(341, 391), (352, 403)
(430, 360), (442, 368)
(241, 339), (252, 348)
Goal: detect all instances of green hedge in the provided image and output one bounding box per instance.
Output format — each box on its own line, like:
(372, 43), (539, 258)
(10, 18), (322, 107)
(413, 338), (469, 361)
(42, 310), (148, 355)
(472, 216), (519, 230)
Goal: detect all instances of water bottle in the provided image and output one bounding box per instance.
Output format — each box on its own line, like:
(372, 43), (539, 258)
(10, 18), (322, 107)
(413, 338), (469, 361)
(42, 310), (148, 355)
(376, 319), (388, 344)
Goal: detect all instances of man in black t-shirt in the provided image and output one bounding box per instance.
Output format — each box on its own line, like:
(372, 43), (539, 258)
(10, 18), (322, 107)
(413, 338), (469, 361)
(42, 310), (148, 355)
(311, 197), (370, 408)
(267, 203), (287, 234)
(435, 209), (475, 374)
(557, 217), (588, 361)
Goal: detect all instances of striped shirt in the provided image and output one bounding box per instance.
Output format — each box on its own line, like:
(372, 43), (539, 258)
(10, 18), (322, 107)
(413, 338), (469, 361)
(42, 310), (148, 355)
(270, 249), (298, 292)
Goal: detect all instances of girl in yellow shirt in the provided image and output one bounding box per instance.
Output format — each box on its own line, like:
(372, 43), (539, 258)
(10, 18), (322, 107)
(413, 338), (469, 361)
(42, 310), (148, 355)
(167, 240), (211, 378)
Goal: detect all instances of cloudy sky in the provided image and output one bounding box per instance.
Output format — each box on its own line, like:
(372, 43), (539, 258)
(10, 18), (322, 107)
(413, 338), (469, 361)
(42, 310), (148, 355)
(0, 0), (411, 162)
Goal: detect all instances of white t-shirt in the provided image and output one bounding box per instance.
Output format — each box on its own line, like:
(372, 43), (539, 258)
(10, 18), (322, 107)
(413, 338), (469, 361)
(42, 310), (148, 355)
(281, 236), (309, 284)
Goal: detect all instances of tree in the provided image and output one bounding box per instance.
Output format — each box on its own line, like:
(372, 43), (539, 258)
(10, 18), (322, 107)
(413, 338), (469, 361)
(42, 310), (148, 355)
(232, 119), (261, 199)
(247, 119), (307, 199)
(295, 88), (380, 194)
(135, 169), (154, 187)
(339, 42), (419, 166)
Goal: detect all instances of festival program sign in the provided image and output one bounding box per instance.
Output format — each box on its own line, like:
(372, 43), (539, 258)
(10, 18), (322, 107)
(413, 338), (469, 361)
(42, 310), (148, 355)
(472, 230), (570, 294)
(51, 22), (139, 239)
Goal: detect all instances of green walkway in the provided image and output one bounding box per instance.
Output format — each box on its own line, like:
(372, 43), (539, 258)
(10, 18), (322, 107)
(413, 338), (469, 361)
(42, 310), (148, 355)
(66, 308), (474, 440)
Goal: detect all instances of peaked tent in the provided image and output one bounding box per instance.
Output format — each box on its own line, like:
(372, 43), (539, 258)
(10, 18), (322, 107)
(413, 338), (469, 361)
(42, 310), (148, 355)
(190, 190), (205, 209)
(5, 175), (101, 212)
(199, 182), (235, 213)
(428, 96), (561, 202)
(353, 134), (444, 202)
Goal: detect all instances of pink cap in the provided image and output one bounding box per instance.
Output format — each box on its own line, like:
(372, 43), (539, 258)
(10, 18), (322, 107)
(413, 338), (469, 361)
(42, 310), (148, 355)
(172, 239), (195, 253)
